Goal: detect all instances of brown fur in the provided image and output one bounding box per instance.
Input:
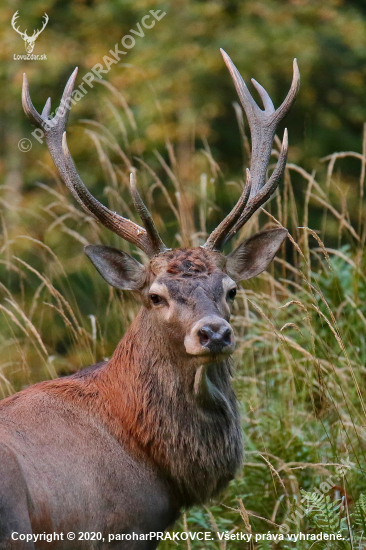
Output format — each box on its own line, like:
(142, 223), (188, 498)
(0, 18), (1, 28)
(164, 248), (216, 275)
(149, 248), (224, 278)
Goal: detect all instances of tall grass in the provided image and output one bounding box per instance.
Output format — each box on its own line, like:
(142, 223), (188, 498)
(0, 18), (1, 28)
(1, 84), (365, 549)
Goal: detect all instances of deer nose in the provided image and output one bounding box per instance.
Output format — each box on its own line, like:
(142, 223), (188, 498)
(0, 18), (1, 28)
(184, 316), (235, 356)
(198, 324), (233, 351)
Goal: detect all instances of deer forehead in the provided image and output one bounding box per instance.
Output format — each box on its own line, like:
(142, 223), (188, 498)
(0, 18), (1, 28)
(149, 247), (225, 276)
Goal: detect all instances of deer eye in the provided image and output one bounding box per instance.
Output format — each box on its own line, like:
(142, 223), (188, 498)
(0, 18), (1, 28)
(227, 288), (237, 301)
(149, 294), (164, 306)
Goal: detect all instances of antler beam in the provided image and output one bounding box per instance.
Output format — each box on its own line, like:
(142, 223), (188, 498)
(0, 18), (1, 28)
(22, 69), (167, 258)
(204, 50), (300, 251)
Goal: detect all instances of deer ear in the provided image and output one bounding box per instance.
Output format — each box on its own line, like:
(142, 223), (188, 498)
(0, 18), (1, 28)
(84, 245), (147, 291)
(225, 228), (288, 281)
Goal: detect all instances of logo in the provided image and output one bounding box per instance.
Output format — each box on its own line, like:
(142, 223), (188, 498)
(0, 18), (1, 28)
(11, 11), (48, 59)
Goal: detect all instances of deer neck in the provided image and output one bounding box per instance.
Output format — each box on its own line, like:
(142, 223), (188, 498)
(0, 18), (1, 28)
(104, 308), (243, 506)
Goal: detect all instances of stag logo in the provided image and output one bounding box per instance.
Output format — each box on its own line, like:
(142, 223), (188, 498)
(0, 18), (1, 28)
(11, 11), (48, 54)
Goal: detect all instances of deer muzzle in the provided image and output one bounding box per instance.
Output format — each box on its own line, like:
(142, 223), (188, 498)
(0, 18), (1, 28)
(184, 316), (235, 357)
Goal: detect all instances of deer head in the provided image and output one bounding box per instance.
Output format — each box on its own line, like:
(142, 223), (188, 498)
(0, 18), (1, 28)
(12, 11), (48, 54)
(22, 52), (299, 367)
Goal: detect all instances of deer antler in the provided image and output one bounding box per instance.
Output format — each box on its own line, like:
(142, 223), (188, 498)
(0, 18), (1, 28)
(31, 13), (48, 40)
(204, 50), (300, 251)
(11, 11), (27, 39)
(22, 69), (167, 258)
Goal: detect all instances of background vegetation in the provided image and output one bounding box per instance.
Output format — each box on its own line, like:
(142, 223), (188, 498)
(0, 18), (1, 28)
(1, 0), (366, 547)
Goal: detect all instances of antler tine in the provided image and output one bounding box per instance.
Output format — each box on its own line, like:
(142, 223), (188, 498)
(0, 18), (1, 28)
(204, 169), (252, 251)
(203, 51), (299, 251)
(22, 72), (45, 127)
(41, 97), (52, 120)
(273, 59), (301, 124)
(22, 70), (166, 258)
(129, 173), (167, 254)
(222, 129), (288, 246)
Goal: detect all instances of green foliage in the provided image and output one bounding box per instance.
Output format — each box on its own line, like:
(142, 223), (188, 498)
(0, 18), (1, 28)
(290, 492), (366, 550)
(353, 494), (366, 547)
(300, 490), (345, 536)
(355, 493), (366, 526)
(256, 541), (272, 550)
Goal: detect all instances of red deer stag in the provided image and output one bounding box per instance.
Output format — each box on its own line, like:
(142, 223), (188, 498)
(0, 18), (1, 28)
(0, 50), (299, 549)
